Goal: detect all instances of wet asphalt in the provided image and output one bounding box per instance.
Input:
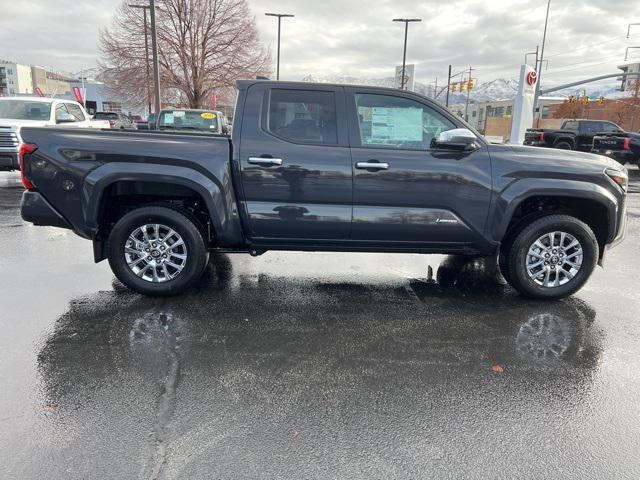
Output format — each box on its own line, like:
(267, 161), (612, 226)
(1, 169), (640, 479)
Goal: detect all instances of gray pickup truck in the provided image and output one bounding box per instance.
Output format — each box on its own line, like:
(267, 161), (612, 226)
(19, 80), (628, 299)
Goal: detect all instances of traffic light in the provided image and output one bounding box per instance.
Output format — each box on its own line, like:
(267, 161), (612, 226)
(567, 95), (576, 104)
(459, 80), (466, 92)
(467, 78), (475, 90)
(598, 96), (605, 106)
(581, 96), (590, 106)
(451, 82), (457, 93)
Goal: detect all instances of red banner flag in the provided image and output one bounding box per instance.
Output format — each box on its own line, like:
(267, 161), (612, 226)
(72, 86), (84, 104)
(34, 87), (45, 97)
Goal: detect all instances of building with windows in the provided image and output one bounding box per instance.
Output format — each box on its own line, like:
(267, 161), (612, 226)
(617, 62), (640, 92)
(31, 66), (72, 96)
(0, 60), (34, 96)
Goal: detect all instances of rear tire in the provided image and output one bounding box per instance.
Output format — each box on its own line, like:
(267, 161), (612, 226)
(554, 141), (572, 150)
(505, 215), (598, 299)
(107, 206), (209, 296)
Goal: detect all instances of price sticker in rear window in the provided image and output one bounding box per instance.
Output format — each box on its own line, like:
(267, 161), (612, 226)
(201, 112), (216, 119)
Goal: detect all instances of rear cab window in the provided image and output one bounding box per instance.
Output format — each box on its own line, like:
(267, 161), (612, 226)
(267, 89), (338, 145)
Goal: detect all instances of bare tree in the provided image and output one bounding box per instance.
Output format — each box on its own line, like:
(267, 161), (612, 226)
(99, 0), (271, 110)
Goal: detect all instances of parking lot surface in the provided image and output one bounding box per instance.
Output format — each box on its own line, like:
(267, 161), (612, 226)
(1, 169), (640, 479)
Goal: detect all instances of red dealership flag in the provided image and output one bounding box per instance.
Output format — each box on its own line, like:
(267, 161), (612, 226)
(34, 87), (45, 97)
(72, 86), (84, 104)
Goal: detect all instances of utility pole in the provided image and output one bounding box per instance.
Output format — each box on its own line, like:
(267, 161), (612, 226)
(265, 13), (295, 80)
(429, 78), (438, 99)
(149, 0), (161, 114)
(393, 18), (421, 90)
(129, 3), (152, 116)
(464, 66), (474, 121)
(445, 64), (452, 107)
(533, 0), (551, 119)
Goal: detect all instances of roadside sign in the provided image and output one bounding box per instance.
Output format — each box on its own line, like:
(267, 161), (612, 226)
(395, 64), (415, 91)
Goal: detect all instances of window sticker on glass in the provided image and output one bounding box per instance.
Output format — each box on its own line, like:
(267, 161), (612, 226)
(370, 107), (422, 143)
(164, 113), (174, 124)
(201, 112), (216, 119)
(174, 111), (186, 118)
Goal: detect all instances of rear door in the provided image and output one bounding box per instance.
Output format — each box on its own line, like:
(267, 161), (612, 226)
(237, 83), (352, 241)
(346, 88), (493, 247)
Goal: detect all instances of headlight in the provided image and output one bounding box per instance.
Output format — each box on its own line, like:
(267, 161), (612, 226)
(605, 168), (628, 192)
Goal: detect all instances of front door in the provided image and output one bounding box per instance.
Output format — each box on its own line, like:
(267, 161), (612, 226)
(238, 84), (352, 242)
(346, 88), (493, 248)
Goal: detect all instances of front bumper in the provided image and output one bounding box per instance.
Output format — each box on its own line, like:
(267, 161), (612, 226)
(21, 191), (72, 229)
(0, 151), (19, 171)
(600, 194), (628, 266)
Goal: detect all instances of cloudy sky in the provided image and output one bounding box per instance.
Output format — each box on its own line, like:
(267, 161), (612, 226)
(1, 0), (638, 89)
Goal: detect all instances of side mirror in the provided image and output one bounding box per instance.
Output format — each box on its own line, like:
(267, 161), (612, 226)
(56, 112), (76, 124)
(434, 128), (478, 150)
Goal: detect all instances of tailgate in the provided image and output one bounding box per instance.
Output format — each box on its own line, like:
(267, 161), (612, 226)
(593, 133), (627, 150)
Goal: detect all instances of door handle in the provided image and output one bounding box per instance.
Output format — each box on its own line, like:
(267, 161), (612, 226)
(355, 161), (390, 170)
(248, 157), (283, 166)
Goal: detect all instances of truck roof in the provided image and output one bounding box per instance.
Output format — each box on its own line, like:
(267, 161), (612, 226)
(235, 79), (415, 95)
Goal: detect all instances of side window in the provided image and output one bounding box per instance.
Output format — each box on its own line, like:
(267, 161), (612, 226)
(267, 89), (337, 145)
(65, 104), (85, 121)
(563, 121), (578, 132)
(55, 104), (70, 121)
(601, 122), (620, 133)
(355, 93), (455, 150)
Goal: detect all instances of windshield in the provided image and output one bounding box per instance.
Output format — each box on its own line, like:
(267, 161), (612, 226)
(0, 100), (51, 120)
(157, 110), (219, 131)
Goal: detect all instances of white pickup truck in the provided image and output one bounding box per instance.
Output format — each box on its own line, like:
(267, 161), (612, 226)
(0, 97), (111, 171)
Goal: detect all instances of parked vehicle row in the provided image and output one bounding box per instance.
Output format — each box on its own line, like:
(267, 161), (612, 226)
(0, 97), (110, 171)
(19, 80), (628, 300)
(525, 119), (640, 165)
(0, 98), (231, 171)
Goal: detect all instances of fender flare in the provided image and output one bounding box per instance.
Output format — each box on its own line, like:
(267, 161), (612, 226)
(82, 162), (232, 240)
(490, 178), (619, 244)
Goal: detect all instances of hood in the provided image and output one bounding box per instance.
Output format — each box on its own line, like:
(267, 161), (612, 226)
(491, 143), (623, 171)
(0, 119), (51, 129)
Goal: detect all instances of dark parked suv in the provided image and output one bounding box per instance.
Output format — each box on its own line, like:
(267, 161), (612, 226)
(18, 80), (628, 299)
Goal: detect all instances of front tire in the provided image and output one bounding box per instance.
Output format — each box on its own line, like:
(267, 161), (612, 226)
(505, 215), (598, 299)
(107, 206), (209, 296)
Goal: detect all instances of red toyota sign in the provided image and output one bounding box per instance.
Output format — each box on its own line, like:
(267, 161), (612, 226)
(72, 86), (84, 104)
(526, 71), (537, 86)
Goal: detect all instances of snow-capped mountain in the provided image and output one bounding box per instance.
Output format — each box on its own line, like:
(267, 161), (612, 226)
(300, 74), (624, 104)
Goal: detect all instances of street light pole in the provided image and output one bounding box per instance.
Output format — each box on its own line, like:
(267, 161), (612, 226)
(393, 18), (421, 90)
(533, 0), (551, 118)
(265, 13), (295, 80)
(129, 3), (152, 116)
(149, 0), (162, 114)
(445, 64), (452, 107)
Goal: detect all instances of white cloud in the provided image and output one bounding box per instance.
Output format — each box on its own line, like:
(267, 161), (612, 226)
(0, 0), (638, 91)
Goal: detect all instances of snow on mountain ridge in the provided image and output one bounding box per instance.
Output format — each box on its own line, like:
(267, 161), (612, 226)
(300, 74), (623, 103)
